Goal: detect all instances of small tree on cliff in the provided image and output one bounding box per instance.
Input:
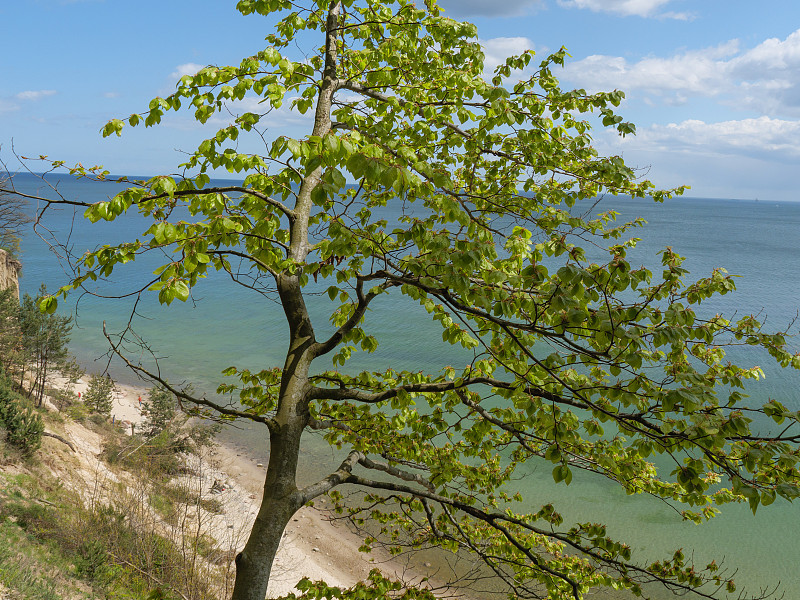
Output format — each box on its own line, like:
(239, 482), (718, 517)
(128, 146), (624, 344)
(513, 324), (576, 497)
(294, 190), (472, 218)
(142, 385), (177, 438)
(33, 1), (800, 599)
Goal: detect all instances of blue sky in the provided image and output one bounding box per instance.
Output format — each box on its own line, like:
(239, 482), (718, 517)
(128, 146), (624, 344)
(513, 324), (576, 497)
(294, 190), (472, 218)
(2, 0), (800, 200)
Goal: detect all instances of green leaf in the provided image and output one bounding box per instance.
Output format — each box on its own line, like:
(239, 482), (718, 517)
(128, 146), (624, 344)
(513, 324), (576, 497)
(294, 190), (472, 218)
(173, 281), (190, 302)
(39, 296), (58, 314)
(552, 464), (573, 485)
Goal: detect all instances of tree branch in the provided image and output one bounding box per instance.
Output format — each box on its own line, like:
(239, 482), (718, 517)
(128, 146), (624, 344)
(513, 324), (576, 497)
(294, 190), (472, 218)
(299, 450), (363, 504)
(359, 454), (435, 493)
(42, 431), (76, 452)
(343, 474), (734, 600)
(101, 322), (276, 431)
(311, 277), (397, 357)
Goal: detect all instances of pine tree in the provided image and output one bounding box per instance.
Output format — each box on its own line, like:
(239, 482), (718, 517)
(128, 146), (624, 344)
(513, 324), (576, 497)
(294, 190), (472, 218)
(0, 374), (43, 455)
(83, 374), (115, 417)
(142, 385), (176, 438)
(19, 284), (72, 407)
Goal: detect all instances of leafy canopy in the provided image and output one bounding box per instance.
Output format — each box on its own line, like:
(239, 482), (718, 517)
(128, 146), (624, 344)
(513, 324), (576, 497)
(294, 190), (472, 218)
(35, 1), (800, 598)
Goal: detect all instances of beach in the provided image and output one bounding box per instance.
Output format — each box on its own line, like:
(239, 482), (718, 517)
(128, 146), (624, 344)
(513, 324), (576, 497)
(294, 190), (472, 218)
(52, 375), (411, 599)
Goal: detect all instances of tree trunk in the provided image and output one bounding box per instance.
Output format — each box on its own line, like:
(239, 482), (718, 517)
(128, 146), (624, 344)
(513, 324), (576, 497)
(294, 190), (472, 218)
(229, 5), (341, 599)
(231, 421), (306, 600)
(42, 431), (76, 452)
(36, 359), (47, 407)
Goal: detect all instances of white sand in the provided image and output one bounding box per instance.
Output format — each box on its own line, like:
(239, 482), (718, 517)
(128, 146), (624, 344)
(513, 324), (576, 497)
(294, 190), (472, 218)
(50, 373), (410, 598)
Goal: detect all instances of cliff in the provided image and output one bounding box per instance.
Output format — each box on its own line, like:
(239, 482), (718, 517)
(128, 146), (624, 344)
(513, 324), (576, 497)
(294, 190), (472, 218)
(0, 248), (21, 300)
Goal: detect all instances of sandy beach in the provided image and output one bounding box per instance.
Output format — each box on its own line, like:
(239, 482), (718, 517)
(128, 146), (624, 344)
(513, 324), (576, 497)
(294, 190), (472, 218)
(54, 374), (410, 598)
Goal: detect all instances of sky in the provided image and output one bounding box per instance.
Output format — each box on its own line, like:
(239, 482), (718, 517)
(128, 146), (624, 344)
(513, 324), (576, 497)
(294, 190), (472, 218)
(2, 0), (800, 201)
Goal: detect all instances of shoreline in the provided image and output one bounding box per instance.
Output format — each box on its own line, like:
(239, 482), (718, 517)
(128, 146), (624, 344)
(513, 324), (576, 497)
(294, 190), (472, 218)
(55, 373), (413, 598)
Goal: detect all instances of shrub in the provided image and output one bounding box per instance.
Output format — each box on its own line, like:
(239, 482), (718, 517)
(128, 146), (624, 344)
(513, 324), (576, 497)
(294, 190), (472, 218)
(2, 403), (44, 455)
(0, 380), (44, 456)
(74, 540), (108, 580)
(65, 402), (90, 422)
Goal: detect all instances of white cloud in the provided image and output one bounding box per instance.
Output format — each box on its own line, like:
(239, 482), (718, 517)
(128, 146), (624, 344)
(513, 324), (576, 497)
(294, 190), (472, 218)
(170, 63), (205, 80)
(617, 117), (800, 161)
(563, 29), (800, 117)
(481, 37), (537, 77)
(659, 11), (693, 21)
(557, 0), (690, 19)
(103, 91), (120, 99)
(15, 90), (57, 101)
(726, 29), (800, 115)
(564, 40), (738, 96)
(595, 117), (800, 200)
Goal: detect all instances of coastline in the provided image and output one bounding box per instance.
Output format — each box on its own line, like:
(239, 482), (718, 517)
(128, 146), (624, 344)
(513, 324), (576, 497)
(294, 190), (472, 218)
(57, 374), (411, 598)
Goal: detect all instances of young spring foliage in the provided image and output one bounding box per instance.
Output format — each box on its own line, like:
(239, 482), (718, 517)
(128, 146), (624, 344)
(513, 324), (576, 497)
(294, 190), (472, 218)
(35, 1), (800, 599)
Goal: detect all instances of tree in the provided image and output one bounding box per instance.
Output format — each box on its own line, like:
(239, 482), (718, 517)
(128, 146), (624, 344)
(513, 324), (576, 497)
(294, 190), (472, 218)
(142, 384), (177, 438)
(30, 1), (800, 599)
(0, 163), (30, 260)
(0, 287), (23, 375)
(0, 373), (44, 456)
(83, 373), (116, 417)
(19, 284), (72, 407)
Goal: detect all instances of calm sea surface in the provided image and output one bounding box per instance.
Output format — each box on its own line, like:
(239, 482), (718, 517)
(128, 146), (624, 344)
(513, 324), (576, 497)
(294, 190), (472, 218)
(12, 173), (800, 598)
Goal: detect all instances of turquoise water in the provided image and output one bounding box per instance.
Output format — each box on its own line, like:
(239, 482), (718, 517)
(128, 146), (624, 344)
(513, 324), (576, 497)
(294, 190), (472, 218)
(12, 173), (800, 597)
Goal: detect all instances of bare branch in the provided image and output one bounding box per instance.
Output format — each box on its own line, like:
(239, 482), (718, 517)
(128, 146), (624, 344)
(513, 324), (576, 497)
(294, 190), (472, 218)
(101, 321), (276, 431)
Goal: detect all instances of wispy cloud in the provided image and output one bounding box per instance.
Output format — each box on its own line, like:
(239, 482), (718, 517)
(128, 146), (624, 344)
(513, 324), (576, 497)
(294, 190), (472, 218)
(557, 0), (691, 19)
(617, 116), (800, 161)
(103, 91), (120, 99)
(591, 116), (800, 199)
(563, 29), (800, 117)
(170, 63), (205, 80)
(0, 100), (20, 113)
(440, 0), (544, 17)
(15, 90), (57, 101)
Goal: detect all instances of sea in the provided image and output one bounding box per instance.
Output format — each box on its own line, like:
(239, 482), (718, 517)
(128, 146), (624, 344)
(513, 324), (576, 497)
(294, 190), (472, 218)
(10, 173), (800, 598)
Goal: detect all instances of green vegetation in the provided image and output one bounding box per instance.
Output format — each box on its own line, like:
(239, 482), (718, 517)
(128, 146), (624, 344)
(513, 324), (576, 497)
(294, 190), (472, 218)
(82, 374), (116, 418)
(142, 385), (177, 438)
(0, 285), (73, 410)
(0, 373), (44, 456)
(0, 518), (82, 600)
(0, 407), (231, 600)
(0, 469), (218, 600)
(19, 285), (72, 408)
(24, 0), (800, 599)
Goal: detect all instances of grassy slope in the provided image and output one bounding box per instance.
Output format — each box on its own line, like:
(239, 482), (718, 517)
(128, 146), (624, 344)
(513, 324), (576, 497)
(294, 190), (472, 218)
(0, 404), (227, 600)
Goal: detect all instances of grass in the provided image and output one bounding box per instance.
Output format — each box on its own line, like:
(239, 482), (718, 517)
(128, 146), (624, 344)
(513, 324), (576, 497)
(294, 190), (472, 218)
(0, 515), (91, 600)
(0, 398), (232, 600)
(0, 464), (181, 600)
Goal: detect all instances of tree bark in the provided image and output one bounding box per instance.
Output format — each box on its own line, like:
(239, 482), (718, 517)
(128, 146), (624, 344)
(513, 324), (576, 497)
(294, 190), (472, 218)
(229, 4), (341, 599)
(231, 417), (307, 600)
(42, 431), (76, 452)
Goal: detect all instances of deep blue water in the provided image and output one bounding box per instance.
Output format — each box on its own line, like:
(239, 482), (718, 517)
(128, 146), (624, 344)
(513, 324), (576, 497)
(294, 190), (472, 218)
(11, 173), (800, 598)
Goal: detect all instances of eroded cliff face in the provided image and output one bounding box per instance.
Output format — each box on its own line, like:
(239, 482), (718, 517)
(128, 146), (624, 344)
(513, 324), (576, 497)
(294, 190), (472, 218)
(0, 249), (21, 301)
